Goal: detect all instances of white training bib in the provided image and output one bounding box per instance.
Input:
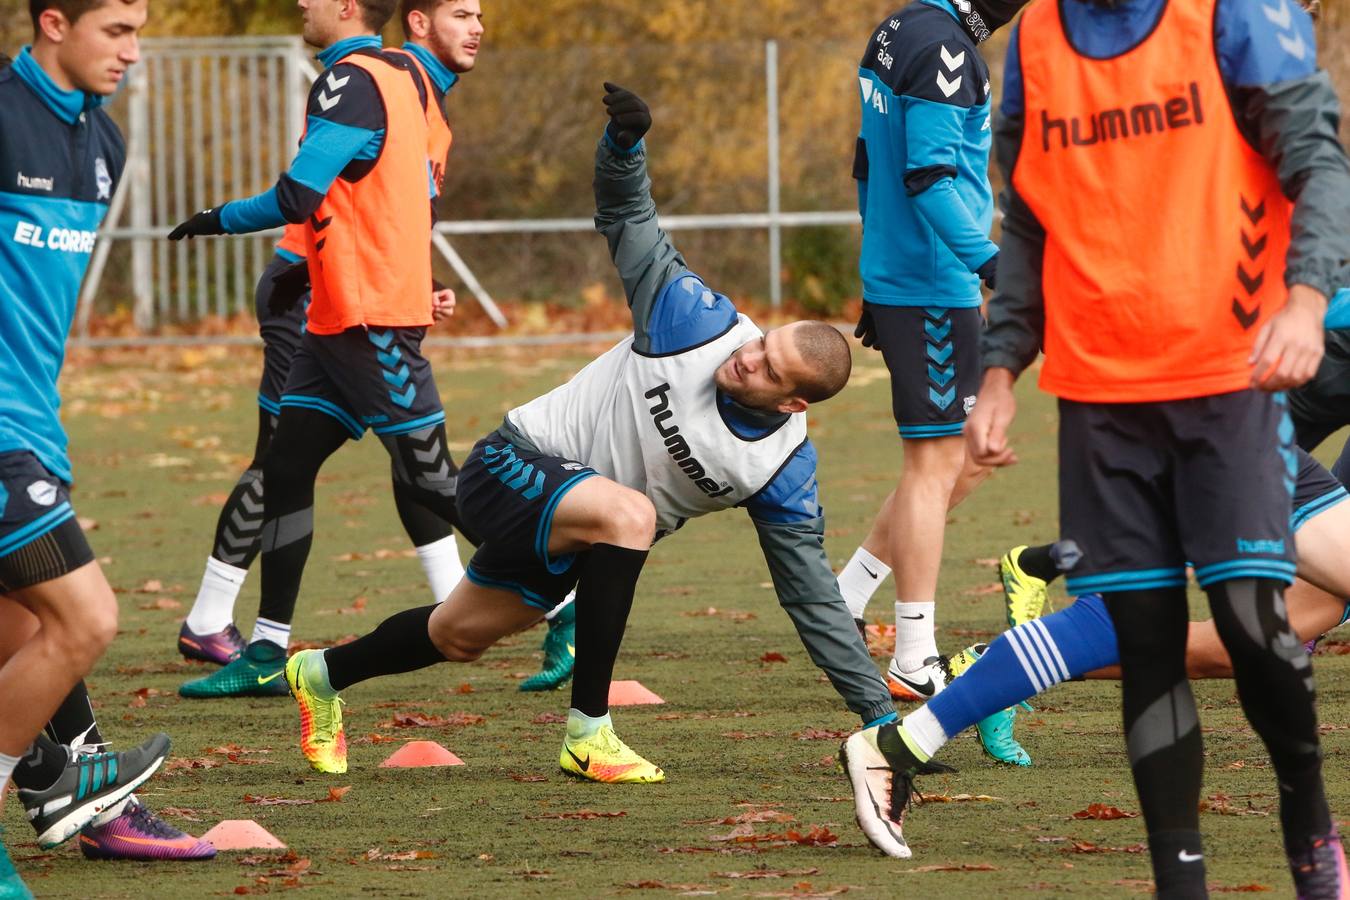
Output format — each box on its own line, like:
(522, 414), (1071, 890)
(507, 315), (807, 537)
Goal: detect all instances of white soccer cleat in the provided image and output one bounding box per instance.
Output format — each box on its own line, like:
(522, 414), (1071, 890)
(886, 655), (947, 702)
(840, 723), (954, 859)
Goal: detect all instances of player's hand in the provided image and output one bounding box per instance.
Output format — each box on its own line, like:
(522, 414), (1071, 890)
(602, 82), (651, 150)
(432, 286), (456, 323)
(854, 307), (881, 351)
(168, 207), (225, 241)
(267, 259), (310, 317)
(976, 253), (998, 291)
(1250, 283), (1326, 391)
(965, 368), (1019, 467)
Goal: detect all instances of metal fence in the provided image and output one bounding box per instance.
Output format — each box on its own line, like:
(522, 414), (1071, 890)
(83, 36), (867, 339)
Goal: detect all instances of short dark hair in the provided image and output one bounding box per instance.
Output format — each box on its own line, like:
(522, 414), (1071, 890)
(359, 0), (400, 32)
(791, 321), (852, 404)
(399, 0), (444, 39)
(30, 0), (111, 31)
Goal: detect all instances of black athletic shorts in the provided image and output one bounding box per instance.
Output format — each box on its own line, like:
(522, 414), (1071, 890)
(279, 326), (445, 440)
(1288, 334), (1350, 451)
(0, 452), (94, 593)
(866, 302), (982, 439)
(1291, 445), (1348, 532)
(1058, 391), (1296, 596)
(254, 253), (308, 417)
(457, 430), (598, 611)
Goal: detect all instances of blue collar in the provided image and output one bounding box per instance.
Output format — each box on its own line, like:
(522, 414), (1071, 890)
(316, 35), (383, 69)
(921, 0), (961, 21)
(401, 42), (459, 98)
(12, 46), (105, 125)
(718, 391), (789, 440)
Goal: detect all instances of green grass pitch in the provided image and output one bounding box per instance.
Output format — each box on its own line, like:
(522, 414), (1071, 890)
(12, 343), (1349, 897)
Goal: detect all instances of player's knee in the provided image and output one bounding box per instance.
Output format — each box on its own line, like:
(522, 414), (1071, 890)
(51, 587), (118, 666)
(598, 491), (656, 549)
(428, 626), (486, 663)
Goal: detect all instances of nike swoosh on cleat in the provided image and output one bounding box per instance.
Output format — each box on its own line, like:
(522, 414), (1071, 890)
(564, 745), (590, 772)
(892, 672), (936, 696)
(256, 671), (285, 686)
(567, 644), (575, 657)
(861, 564), (879, 579)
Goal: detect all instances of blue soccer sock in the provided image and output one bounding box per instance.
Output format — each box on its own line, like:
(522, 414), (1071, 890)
(908, 594), (1120, 755)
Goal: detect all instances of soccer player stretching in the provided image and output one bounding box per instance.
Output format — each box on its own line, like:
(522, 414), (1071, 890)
(952, 0), (1350, 895)
(281, 85), (906, 824)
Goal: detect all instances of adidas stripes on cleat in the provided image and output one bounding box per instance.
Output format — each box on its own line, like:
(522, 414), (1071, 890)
(179, 639), (289, 698)
(286, 650), (347, 775)
(17, 732), (171, 849)
(559, 724), (664, 783)
(1001, 545), (1049, 628)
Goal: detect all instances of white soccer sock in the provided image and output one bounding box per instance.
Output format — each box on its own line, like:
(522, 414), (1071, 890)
(901, 706), (949, 760)
(0, 748), (21, 794)
(838, 548), (890, 619)
(416, 536), (464, 604)
(250, 617), (291, 650)
(566, 708), (611, 740)
(893, 601), (938, 671)
(186, 556), (247, 634)
(546, 589), (577, 621)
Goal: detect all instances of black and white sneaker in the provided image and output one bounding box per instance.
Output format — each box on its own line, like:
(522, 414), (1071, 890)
(17, 732), (170, 849)
(840, 723), (953, 859)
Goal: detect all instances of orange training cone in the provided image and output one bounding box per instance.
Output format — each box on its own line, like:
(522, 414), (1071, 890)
(608, 680), (664, 706)
(379, 740), (465, 768)
(200, 820), (286, 851)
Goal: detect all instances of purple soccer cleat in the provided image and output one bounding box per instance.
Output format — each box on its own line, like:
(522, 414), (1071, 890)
(177, 621), (246, 666)
(79, 798), (216, 861)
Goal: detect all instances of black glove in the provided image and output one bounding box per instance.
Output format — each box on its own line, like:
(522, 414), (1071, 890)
(976, 253), (998, 291)
(168, 207), (225, 241)
(267, 259), (310, 317)
(602, 82), (651, 150)
(854, 307), (881, 351)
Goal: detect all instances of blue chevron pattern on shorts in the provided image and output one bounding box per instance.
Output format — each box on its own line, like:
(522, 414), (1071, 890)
(482, 443), (546, 501)
(923, 307), (956, 410)
(1274, 392), (1296, 497)
(368, 329), (416, 409)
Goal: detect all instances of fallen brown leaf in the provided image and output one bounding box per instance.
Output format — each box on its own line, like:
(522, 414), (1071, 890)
(532, 712), (567, 724)
(713, 866), (820, 879)
(794, 728), (852, 741)
(623, 881), (706, 890)
(1071, 803), (1137, 820)
(760, 651), (788, 663)
(380, 711), (485, 729)
(919, 793), (1003, 803)
(510, 773), (547, 783)
(527, 810), (626, 820)
(905, 863), (1000, 873)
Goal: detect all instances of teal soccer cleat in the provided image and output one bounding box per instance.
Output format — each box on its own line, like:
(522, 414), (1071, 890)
(520, 602), (575, 692)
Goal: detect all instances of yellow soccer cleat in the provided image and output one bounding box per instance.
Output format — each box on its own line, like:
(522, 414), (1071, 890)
(559, 724), (664, 784)
(285, 650), (347, 775)
(1000, 545), (1048, 628)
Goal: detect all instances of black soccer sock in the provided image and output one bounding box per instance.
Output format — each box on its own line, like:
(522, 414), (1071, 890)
(1206, 578), (1331, 851)
(209, 408), (276, 568)
(570, 544), (649, 718)
(1016, 543), (1059, 583)
(382, 424), (481, 547)
(12, 733), (68, 792)
(323, 604), (446, 692)
(44, 680), (103, 747)
(256, 408), (349, 628)
(1105, 588), (1207, 899)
